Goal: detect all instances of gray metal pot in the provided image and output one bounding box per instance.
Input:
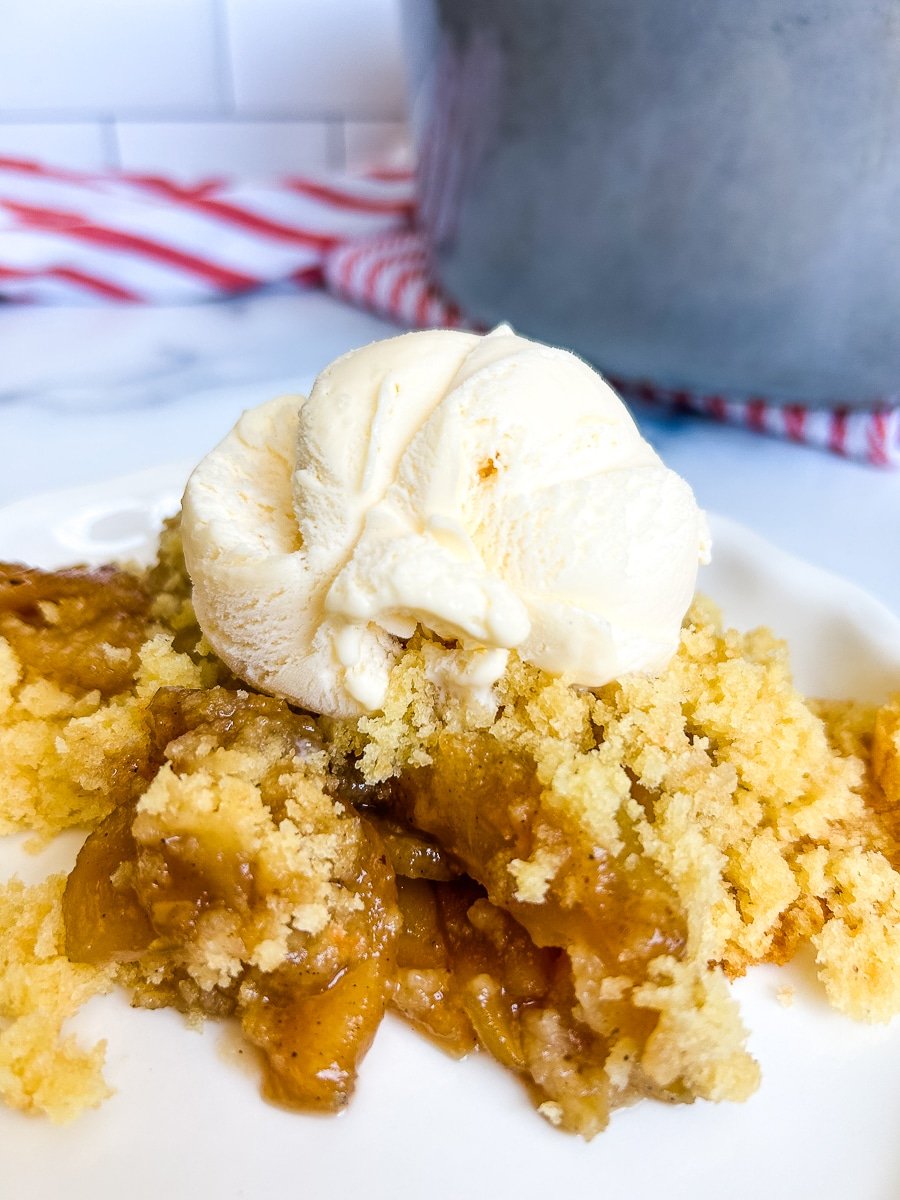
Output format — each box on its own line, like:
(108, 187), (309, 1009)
(403, 0), (900, 405)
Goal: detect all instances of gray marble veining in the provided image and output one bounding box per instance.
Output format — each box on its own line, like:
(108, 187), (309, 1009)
(0, 291), (897, 615)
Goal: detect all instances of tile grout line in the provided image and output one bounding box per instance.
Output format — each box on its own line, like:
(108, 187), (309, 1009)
(0, 107), (407, 123)
(209, 0), (237, 115)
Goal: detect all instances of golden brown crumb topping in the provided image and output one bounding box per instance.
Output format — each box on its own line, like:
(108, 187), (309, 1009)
(63, 686), (401, 1112)
(1, 538), (899, 1137)
(0, 874), (113, 1122)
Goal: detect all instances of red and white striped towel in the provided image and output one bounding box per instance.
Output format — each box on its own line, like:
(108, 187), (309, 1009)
(0, 157), (414, 302)
(1, 157), (898, 467)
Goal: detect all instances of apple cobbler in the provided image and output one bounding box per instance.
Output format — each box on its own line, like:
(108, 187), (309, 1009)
(1, 524), (899, 1136)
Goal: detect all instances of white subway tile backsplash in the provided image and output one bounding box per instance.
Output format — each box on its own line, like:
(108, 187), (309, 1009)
(226, 0), (407, 116)
(0, 0), (221, 113)
(0, 0), (412, 179)
(0, 123), (111, 170)
(116, 121), (333, 179)
(344, 121), (410, 171)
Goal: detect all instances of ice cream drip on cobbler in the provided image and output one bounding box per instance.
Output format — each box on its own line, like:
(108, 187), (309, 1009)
(182, 326), (710, 717)
(1, 327), (899, 1140)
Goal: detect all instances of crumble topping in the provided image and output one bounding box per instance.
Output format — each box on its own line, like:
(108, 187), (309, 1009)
(0, 523), (898, 1135)
(0, 874), (113, 1122)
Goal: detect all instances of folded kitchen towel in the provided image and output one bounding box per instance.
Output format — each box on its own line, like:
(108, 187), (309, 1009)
(1, 157), (897, 467)
(0, 158), (415, 302)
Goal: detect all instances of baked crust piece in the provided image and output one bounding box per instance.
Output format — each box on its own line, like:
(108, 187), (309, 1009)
(2, 539), (900, 1135)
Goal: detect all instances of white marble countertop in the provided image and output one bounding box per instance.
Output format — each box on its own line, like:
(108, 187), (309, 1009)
(1, 290), (898, 617)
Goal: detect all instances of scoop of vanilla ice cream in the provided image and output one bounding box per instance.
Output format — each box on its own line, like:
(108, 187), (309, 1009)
(182, 325), (710, 718)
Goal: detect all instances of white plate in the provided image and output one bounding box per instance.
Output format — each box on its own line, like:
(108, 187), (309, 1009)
(2, 470), (900, 1200)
